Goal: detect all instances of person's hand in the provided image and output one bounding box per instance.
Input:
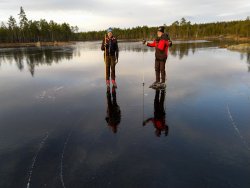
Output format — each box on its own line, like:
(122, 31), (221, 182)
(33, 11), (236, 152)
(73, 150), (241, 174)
(115, 59), (118, 64)
(142, 40), (147, 45)
(169, 40), (173, 47)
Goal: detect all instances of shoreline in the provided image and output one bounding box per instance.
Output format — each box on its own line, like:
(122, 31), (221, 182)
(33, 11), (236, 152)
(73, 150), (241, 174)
(0, 36), (249, 49)
(77, 36), (250, 43)
(0, 41), (76, 49)
(227, 43), (250, 52)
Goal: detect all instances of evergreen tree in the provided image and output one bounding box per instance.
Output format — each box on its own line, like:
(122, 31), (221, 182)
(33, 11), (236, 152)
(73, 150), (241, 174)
(18, 6), (28, 28)
(7, 16), (18, 42)
(0, 7), (250, 43)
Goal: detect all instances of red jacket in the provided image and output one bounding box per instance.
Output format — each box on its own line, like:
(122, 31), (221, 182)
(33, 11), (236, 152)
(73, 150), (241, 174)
(147, 34), (170, 61)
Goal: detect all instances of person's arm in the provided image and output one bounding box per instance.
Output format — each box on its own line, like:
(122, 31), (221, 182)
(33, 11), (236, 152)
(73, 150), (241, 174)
(115, 40), (119, 62)
(169, 40), (172, 47)
(165, 33), (173, 47)
(143, 118), (154, 126)
(101, 37), (108, 51)
(147, 40), (156, 47)
(101, 38), (105, 51)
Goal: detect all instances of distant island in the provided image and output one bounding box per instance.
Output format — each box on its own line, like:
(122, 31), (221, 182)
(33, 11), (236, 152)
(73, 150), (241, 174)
(0, 7), (250, 48)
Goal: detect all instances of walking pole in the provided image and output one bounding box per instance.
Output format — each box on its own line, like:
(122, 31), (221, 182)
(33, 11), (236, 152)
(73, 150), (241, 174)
(142, 44), (145, 123)
(104, 34), (107, 73)
(142, 40), (145, 87)
(104, 34), (107, 83)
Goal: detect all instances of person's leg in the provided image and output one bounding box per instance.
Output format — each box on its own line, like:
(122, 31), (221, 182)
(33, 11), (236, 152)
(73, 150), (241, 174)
(159, 90), (166, 115)
(110, 56), (116, 81)
(155, 59), (160, 83)
(154, 90), (160, 118)
(149, 59), (160, 88)
(160, 60), (166, 83)
(105, 56), (111, 86)
(110, 56), (117, 87)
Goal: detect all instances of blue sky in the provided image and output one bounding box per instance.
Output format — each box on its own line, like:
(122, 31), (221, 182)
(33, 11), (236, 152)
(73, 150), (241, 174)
(0, 0), (249, 31)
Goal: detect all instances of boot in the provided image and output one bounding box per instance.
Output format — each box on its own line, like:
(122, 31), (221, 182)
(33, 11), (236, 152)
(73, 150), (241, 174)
(149, 81), (160, 88)
(112, 80), (117, 88)
(156, 82), (166, 89)
(106, 80), (110, 87)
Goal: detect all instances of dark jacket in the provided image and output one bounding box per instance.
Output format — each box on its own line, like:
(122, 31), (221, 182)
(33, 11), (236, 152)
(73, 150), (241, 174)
(101, 36), (119, 60)
(147, 33), (171, 61)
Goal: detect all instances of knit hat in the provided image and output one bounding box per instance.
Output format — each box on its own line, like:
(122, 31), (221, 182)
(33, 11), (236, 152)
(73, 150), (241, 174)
(107, 27), (113, 33)
(157, 26), (165, 33)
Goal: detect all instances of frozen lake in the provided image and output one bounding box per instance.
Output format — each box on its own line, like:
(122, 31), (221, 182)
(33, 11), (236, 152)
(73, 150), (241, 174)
(0, 41), (250, 188)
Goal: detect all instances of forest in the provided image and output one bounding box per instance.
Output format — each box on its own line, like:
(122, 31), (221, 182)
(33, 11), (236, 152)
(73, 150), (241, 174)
(0, 7), (249, 43)
(77, 17), (250, 41)
(0, 7), (78, 43)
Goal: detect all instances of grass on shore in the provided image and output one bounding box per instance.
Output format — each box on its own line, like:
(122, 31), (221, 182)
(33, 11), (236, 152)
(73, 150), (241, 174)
(227, 43), (250, 52)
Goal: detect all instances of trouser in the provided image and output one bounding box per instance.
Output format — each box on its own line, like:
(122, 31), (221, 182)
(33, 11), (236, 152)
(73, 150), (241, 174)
(105, 55), (116, 80)
(155, 59), (166, 83)
(154, 90), (165, 119)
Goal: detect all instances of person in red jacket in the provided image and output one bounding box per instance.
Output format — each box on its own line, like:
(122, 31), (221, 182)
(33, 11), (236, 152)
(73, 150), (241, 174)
(143, 26), (172, 88)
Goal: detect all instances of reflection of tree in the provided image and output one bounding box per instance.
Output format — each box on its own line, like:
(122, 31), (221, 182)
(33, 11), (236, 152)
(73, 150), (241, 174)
(240, 52), (250, 72)
(119, 42), (155, 53)
(168, 42), (223, 59)
(246, 52), (250, 72)
(118, 41), (227, 60)
(0, 47), (74, 76)
(169, 44), (189, 59)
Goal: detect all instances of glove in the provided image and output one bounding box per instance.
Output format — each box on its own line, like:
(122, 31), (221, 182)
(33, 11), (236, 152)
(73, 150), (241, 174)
(169, 40), (173, 47)
(104, 43), (109, 48)
(142, 40), (147, 45)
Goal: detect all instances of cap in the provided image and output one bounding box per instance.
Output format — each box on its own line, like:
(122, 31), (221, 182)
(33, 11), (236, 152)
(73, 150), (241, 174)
(157, 26), (165, 33)
(107, 27), (113, 33)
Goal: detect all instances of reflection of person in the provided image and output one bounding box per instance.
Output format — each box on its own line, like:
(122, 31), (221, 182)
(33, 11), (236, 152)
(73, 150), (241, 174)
(101, 28), (119, 88)
(143, 90), (169, 137)
(143, 26), (172, 88)
(105, 86), (121, 133)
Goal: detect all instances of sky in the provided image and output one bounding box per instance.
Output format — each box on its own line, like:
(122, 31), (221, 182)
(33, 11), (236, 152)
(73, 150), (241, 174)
(0, 0), (250, 31)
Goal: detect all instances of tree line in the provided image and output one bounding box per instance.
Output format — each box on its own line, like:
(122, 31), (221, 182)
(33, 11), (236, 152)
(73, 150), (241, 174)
(0, 7), (78, 43)
(0, 7), (249, 43)
(76, 17), (250, 41)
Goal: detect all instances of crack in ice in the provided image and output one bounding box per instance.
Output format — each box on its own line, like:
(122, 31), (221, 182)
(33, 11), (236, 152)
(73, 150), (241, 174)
(26, 132), (49, 188)
(60, 131), (72, 188)
(227, 104), (250, 151)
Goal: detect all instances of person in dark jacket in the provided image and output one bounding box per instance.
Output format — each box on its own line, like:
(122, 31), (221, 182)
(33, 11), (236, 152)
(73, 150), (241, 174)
(105, 86), (121, 133)
(101, 28), (119, 87)
(143, 90), (169, 137)
(143, 26), (172, 88)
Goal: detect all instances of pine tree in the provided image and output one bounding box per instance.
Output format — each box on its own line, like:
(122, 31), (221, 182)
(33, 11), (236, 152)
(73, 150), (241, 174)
(18, 6), (28, 29)
(8, 16), (18, 42)
(18, 7), (28, 42)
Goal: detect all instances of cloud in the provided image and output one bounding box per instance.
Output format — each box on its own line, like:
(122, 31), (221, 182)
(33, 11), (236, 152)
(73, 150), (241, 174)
(0, 0), (249, 31)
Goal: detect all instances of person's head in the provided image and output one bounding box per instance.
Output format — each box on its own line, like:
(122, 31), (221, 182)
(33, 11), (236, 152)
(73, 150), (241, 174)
(157, 26), (165, 38)
(107, 27), (113, 38)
